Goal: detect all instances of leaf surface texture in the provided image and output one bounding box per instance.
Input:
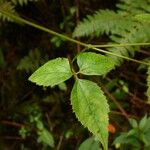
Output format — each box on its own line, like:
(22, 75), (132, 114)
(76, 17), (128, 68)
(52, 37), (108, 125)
(29, 58), (72, 87)
(77, 52), (114, 75)
(71, 79), (109, 150)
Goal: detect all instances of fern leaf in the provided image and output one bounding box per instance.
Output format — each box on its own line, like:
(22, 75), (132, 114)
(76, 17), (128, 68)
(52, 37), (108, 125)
(117, 0), (150, 15)
(107, 23), (150, 65)
(0, 2), (16, 21)
(73, 10), (135, 38)
(17, 49), (48, 73)
(11, 0), (39, 6)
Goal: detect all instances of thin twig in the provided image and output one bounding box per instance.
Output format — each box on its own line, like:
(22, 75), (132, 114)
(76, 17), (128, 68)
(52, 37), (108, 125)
(100, 83), (129, 121)
(0, 120), (25, 128)
(0, 120), (37, 131)
(45, 113), (53, 131)
(56, 134), (63, 150)
(110, 110), (137, 119)
(106, 77), (147, 104)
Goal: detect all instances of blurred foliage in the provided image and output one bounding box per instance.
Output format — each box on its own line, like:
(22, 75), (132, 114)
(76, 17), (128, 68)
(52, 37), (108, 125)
(0, 0), (150, 149)
(114, 116), (150, 150)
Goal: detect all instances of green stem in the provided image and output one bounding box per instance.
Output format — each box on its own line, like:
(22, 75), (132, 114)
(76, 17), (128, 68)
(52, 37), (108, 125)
(1, 10), (150, 66)
(67, 55), (78, 80)
(93, 43), (150, 47)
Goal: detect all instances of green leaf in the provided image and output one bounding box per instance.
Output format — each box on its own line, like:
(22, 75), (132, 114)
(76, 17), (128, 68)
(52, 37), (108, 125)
(139, 115), (147, 130)
(113, 133), (140, 147)
(29, 58), (73, 87)
(77, 52), (114, 75)
(37, 129), (54, 147)
(129, 118), (138, 128)
(135, 14), (150, 23)
(71, 79), (109, 150)
(58, 82), (67, 91)
(78, 137), (100, 150)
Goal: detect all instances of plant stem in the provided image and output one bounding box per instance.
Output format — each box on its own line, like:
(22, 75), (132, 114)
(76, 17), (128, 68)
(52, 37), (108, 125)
(93, 43), (150, 47)
(100, 83), (129, 121)
(1, 10), (150, 66)
(67, 55), (78, 80)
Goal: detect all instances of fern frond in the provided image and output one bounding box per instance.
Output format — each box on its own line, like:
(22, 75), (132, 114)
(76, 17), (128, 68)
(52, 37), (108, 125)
(17, 49), (48, 73)
(73, 10), (135, 38)
(107, 23), (150, 65)
(117, 0), (150, 15)
(0, 2), (16, 21)
(73, 0), (150, 66)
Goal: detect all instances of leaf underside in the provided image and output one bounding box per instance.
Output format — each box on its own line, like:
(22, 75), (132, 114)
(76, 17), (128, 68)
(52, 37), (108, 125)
(71, 79), (109, 150)
(38, 129), (54, 147)
(29, 58), (73, 87)
(77, 52), (114, 75)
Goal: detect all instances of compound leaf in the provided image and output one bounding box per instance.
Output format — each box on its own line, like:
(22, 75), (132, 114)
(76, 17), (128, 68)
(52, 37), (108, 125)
(29, 58), (73, 87)
(77, 52), (114, 75)
(71, 79), (109, 150)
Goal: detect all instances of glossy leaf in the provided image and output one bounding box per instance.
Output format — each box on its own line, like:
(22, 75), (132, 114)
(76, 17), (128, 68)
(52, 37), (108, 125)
(29, 58), (73, 87)
(77, 52), (114, 75)
(71, 79), (109, 150)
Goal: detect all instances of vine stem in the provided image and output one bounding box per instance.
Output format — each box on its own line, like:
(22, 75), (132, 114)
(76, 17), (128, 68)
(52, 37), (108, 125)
(93, 43), (150, 47)
(1, 10), (150, 66)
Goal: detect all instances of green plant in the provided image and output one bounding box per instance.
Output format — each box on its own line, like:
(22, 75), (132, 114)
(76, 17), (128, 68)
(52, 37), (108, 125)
(19, 103), (54, 148)
(28, 52), (114, 150)
(73, 1), (150, 66)
(113, 115), (150, 150)
(0, 0), (39, 21)
(0, 1), (150, 150)
(73, 0), (150, 103)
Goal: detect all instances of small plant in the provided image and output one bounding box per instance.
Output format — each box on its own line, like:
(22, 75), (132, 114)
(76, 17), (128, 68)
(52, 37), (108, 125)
(0, 0), (39, 21)
(114, 116), (150, 150)
(19, 104), (54, 148)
